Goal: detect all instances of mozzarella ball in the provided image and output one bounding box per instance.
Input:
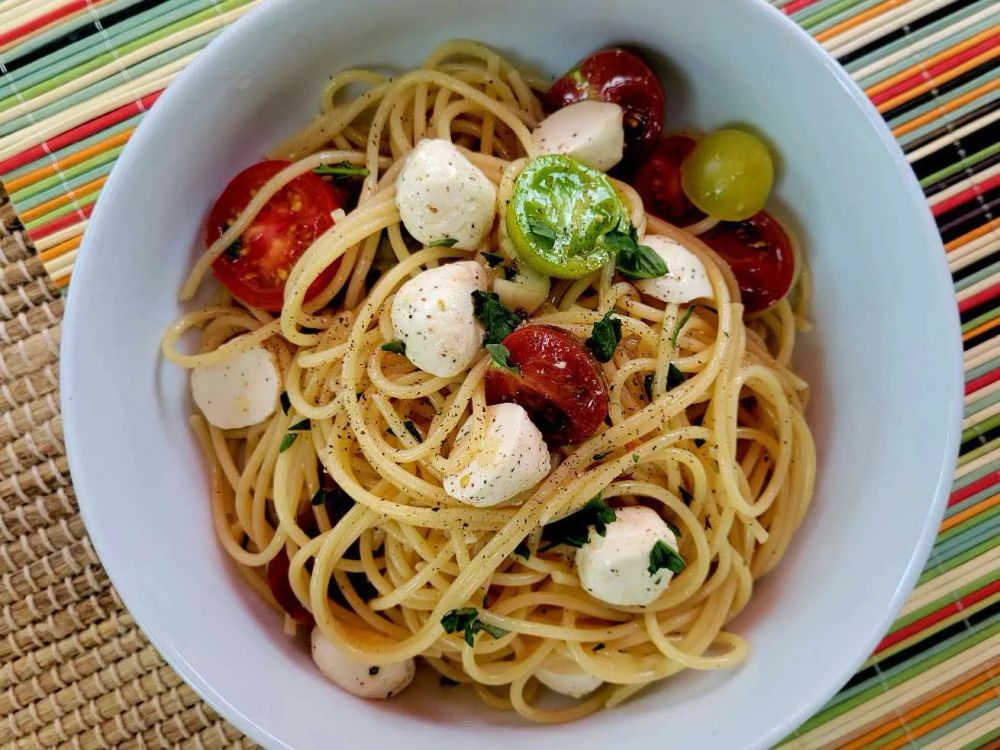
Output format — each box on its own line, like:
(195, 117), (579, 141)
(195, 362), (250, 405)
(535, 655), (603, 698)
(396, 139), (497, 250)
(190, 345), (281, 430)
(310, 626), (415, 700)
(492, 262), (550, 314)
(634, 235), (713, 303)
(390, 261), (486, 378)
(443, 403), (551, 507)
(532, 101), (625, 172)
(576, 506), (680, 607)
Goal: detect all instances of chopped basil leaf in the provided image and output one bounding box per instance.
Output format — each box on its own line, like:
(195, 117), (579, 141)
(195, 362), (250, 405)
(513, 542), (531, 559)
(667, 363), (686, 389)
(289, 419), (310, 431)
(310, 488), (328, 506)
(665, 519), (682, 537)
(427, 237), (458, 247)
(481, 252), (505, 267)
(586, 311), (622, 363)
(678, 486), (694, 504)
(279, 433), (298, 452)
(403, 420), (422, 442)
(591, 642), (606, 652)
(526, 218), (558, 247)
(381, 339), (406, 354)
(592, 452), (609, 461)
(647, 539), (686, 575)
(440, 607), (508, 647)
(313, 162), (370, 178)
(221, 223), (242, 260)
(280, 392), (291, 414)
(501, 263), (519, 281)
(694, 438), (706, 448)
(606, 223), (667, 279)
(632, 453), (640, 463)
(485, 343), (519, 373)
(471, 290), (521, 345)
(643, 374), (654, 401)
(672, 306), (695, 348)
(540, 495), (617, 550)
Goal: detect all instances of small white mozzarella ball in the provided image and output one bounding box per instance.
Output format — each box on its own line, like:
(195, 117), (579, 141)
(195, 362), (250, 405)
(576, 506), (679, 607)
(634, 235), (713, 303)
(395, 139), (497, 250)
(443, 403), (551, 507)
(390, 261), (486, 378)
(310, 626), (415, 700)
(492, 262), (550, 314)
(535, 655), (603, 698)
(190, 345), (281, 430)
(532, 101), (625, 172)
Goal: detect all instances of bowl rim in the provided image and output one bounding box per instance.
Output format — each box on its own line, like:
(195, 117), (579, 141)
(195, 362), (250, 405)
(60, 0), (964, 747)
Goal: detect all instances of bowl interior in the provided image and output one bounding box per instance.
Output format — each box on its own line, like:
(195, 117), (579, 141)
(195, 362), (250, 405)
(61, 0), (962, 748)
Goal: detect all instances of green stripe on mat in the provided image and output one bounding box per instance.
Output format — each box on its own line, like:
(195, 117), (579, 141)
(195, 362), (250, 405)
(920, 537), (997, 586)
(964, 724), (1000, 749)
(922, 141), (1000, 191)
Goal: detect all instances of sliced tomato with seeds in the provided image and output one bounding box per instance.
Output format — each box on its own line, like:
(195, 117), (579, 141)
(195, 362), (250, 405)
(545, 49), (665, 157)
(632, 135), (706, 227)
(208, 160), (342, 311)
(700, 211), (795, 313)
(485, 325), (609, 446)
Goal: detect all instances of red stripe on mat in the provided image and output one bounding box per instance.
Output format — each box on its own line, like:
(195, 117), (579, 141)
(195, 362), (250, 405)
(949, 471), (1000, 507)
(0, 90), (162, 175)
(966, 368), (1000, 396)
(0, 0), (91, 48)
(869, 34), (1000, 106)
(783, 0), (822, 13)
(959, 282), (1000, 313)
(29, 203), (94, 240)
(933, 172), (1000, 217)
(875, 579), (1000, 652)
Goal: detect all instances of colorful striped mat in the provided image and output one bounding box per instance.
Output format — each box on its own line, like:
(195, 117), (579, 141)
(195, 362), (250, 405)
(0, 0), (997, 747)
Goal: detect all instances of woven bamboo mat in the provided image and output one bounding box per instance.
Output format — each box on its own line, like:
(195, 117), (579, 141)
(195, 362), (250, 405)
(0, 0), (998, 748)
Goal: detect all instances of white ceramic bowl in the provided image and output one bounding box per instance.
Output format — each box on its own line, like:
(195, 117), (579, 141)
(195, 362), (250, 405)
(61, 0), (963, 747)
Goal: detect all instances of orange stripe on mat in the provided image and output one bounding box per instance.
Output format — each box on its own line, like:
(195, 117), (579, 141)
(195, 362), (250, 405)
(941, 493), (1000, 530)
(839, 670), (996, 750)
(964, 319), (1000, 343)
(945, 218), (1000, 252)
(19, 175), (108, 223)
(893, 77), (1000, 138)
(867, 27), (1000, 97)
(815, 0), (908, 43)
(881, 687), (1000, 750)
(4, 127), (134, 194)
(877, 45), (1000, 113)
(38, 235), (81, 263)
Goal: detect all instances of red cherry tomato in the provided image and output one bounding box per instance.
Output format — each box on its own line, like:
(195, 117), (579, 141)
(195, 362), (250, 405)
(545, 49), (665, 156)
(266, 547), (314, 626)
(485, 325), (609, 446)
(701, 211), (795, 313)
(632, 135), (706, 227)
(208, 160), (341, 311)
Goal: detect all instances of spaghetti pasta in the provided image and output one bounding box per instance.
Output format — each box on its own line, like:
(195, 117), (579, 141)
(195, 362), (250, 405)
(162, 40), (815, 722)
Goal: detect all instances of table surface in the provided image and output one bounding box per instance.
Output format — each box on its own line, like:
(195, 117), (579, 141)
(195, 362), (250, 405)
(0, 1), (997, 748)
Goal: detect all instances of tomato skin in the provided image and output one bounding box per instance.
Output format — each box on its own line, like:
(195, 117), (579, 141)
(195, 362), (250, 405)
(545, 49), (665, 157)
(632, 135), (706, 227)
(485, 325), (609, 446)
(700, 211), (795, 313)
(208, 160), (342, 311)
(266, 547), (315, 626)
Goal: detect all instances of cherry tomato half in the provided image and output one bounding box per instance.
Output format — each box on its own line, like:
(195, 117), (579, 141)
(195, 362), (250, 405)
(545, 49), (665, 156)
(208, 160), (342, 311)
(701, 211), (795, 313)
(485, 325), (609, 446)
(632, 135), (706, 227)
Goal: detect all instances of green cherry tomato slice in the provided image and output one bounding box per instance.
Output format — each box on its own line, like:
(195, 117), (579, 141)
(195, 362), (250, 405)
(680, 129), (774, 222)
(506, 154), (625, 279)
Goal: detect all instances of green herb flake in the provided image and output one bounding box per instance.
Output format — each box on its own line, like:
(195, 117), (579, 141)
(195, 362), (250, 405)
(221, 223), (242, 260)
(403, 420), (422, 442)
(586, 310), (622, 363)
(471, 290), (521, 345)
(591, 642), (606, 652)
(289, 419), (311, 431)
(592, 452), (609, 462)
(481, 252), (505, 267)
(279, 433), (298, 453)
(310, 488), (328, 506)
(632, 453), (640, 463)
(381, 339), (406, 355)
(665, 519), (682, 537)
(513, 542), (531, 559)
(606, 222), (668, 279)
(540, 495), (617, 550)
(314, 162), (370, 178)
(427, 237), (459, 247)
(526, 218), (558, 247)
(440, 607), (508, 647)
(667, 363), (686, 390)
(672, 306), (695, 348)
(485, 343), (519, 373)
(280, 392), (291, 415)
(648, 539), (686, 575)
(501, 263), (519, 281)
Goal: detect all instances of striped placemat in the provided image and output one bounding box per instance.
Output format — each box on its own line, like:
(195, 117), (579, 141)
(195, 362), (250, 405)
(0, 1), (997, 748)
